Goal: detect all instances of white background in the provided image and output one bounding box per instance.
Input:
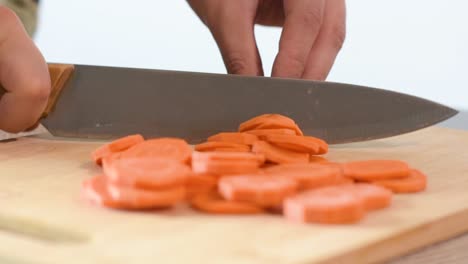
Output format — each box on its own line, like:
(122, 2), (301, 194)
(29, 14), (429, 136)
(34, 0), (468, 110)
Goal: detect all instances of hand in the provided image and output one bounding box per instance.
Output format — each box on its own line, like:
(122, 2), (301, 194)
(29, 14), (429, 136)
(0, 6), (50, 133)
(187, 0), (346, 80)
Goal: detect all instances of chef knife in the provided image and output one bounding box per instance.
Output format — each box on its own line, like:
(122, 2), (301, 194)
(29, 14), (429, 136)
(0, 63), (458, 144)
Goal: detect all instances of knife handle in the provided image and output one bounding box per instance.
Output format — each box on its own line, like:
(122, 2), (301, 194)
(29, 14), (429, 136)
(42, 63), (75, 118)
(0, 63), (74, 130)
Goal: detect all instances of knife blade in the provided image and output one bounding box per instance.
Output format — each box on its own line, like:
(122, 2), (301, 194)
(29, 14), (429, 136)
(0, 63), (458, 144)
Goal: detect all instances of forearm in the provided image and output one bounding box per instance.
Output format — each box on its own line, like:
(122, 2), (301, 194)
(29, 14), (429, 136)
(0, 0), (38, 36)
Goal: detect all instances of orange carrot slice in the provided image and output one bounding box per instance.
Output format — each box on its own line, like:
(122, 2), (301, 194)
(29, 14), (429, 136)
(252, 141), (309, 164)
(186, 173), (219, 198)
(92, 147), (113, 165)
(192, 151), (262, 163)
(204, 147), (252, 153)
(103, 158), (190, 189)
(107, 134), (145, 152)
(334, 175), (355, 185)
(245, 128), (297, 137)
(263, 134), (321, 154)
(190, 192), (264, 214)
(239, 114), (296, 130)
(372, 169), (427, 193)
(207, 132), (258, 145)
(107, 183), (186, 209)
(254, 122), (304, 136)
(343, 183), (392, 210)
(186, 186), (216, 200)
(82, 175), (117, 207)
(342, 160), (410, 181)
(91, 134), (144, 165)
(187, 173), (219, 188)
(192, 151), (265, 167)
(239, 114), (303, 135)
(82, 175), (185, 209)
(309, 156), (330, 163)
(284, 186), (366, 224)
(195, 141), (250, 152)
(192, 159), (260, 176)
(255, 153), (267, 165)
(219, 175), (298, 207)
(307, 136), (328, 154)
(263, 163), (344, 190)
(121, 138), (191, 164)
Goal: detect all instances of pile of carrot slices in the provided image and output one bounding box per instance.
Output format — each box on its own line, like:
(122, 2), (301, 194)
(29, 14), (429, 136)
(82, 114), (427, 224)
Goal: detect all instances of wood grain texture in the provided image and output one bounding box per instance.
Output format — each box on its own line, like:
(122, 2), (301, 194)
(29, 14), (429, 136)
(391, 233), (468, 264)
(0, 126), (467, 264)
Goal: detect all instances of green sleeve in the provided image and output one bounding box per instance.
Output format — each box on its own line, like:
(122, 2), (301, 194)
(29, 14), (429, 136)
(1, 0), (38, 37)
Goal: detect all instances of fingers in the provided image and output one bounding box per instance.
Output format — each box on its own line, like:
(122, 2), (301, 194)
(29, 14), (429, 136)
(189, 0), (263, 76)
(188, 0), (345, 80)
(302, 0), (346, 80)
(255, 0), (285, 26)
(271, 0), (325, 78)
(0, 6), (51, 133)
(210, 2), (263, 75)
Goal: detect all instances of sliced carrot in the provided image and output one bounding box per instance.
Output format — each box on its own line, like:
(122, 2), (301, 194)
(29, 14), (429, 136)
(91, 147), (112, 166)
(186, 186), (217, 200)
(252, 141), (309, 164)
(239, 114), (275, 131)
(372, 169), (427, 193)
(121, 138), (191, 164)
(103, 157), (190, 189)
(192, 151), (262, 163)
(192, 159), (260, 176)
(82, 175), (185, 209)
(342, 183), (392, 210)
(82, 175), (116, 207)
(334, 175), (355, 185)
(267, 205), (284, 215)
(108, 151), (124, 160)
(107, 183), (186, 209)
(254, 122), (303, 136)
(263, 134), (321, 154)
(239, 114), (296, 131)
(82, 114), (431, 223)
(185, 173), (219, 199)
(195, 141), (250, 152)
(283, 186), (366, 224)
(309, 156), (330, 163)
(107, 134), (145, 152)
(239, 114), (303, 135)
(219, 175), (298, 207)
(307, 136), (328, 154)
(206, 147), (252, 153)
(264, 163), (344, 190)
(207, 132), (258, 145)
(190, 192), (264, 214)
(255, 153), (267, 165)
(187, 173), (219, 189)
(192, 151), (265, 172)
(91, 134), (144, 165)
(342, 160), (410, 181)
(294, 124), (304, 137)
(245, 128), (297, 137)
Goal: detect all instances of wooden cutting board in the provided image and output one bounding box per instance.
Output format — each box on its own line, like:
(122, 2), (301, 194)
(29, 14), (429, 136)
(1, 126), (468, 264)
